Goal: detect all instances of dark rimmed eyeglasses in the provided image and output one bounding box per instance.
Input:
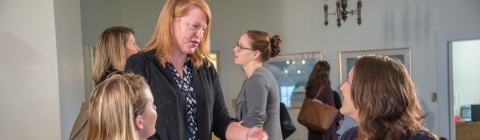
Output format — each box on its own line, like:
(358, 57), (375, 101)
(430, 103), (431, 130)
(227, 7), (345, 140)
(235, 42), (255, 52)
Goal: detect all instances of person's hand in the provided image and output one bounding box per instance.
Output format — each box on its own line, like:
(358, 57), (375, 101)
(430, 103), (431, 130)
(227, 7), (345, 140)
(246, 126), (268, 140)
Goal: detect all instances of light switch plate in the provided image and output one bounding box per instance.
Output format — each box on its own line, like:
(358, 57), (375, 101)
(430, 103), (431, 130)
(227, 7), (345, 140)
(232, 99), (236, 108)
(431, 92), (437, 102)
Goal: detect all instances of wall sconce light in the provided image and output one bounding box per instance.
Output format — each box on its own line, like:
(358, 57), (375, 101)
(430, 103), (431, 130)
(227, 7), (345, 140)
(324, 0), (363, 27)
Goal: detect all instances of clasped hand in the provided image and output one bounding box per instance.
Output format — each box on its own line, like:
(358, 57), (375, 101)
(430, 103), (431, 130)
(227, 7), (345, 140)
(234, 121), (268, 140)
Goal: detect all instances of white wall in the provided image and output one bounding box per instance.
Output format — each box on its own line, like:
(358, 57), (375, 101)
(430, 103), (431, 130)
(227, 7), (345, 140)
(452, 40), (480, 108)
(0, 0), (61, 139)
(80, 0), (125, 99)
(53, 0), (85, 139)
(79, 0), (480, 139)
(120, 0), (165, 48)
(80, 0), (124, 47)
(0, 0), (84, 139)
(80, 0), (165, 48)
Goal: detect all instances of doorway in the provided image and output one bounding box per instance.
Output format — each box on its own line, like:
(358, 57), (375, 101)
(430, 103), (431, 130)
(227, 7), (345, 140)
(451, 39), (480, 140)
(436, 29), (480, 140)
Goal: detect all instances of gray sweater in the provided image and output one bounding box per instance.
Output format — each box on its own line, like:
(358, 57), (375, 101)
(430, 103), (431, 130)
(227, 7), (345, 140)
(235, 67), (282, 140)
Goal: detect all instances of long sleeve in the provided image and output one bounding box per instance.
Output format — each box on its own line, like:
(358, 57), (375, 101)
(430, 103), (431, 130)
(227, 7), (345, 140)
(235, 67), (282, 140)
(209, 64), (235, 139)
(242, 74), (269, 128)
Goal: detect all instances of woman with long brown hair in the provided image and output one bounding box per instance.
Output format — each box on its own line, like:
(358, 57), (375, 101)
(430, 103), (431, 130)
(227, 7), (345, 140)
(304, 60), (343, 140)
(340, 55), (438, 140)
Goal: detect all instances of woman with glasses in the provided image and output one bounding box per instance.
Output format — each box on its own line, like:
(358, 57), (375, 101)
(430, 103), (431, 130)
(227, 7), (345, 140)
(233, 30), (283, 140)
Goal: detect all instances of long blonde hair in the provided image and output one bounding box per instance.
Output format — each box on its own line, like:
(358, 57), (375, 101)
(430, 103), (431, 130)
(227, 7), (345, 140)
(351, 55), (438, 140)
(88, 73), (148, 140)
(92, 26), (134, 85)
(141, 0), (212, 68)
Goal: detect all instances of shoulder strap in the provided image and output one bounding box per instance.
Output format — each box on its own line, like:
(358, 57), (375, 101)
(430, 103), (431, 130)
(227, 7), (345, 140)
(313, 85), (325, 99)
(140, 53), (151, 84)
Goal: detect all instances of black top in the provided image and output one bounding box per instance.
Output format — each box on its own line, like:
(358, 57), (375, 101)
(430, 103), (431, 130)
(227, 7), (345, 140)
(98, 69), (122, 84)
(340, 126), (358, 140)
(333, 90), (342, 110)
(125, 50), (234, 140)
(341, 126), (434, 140)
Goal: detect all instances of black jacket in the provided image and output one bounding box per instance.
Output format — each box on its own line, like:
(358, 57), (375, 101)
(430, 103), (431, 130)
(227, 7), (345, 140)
(125, 50), (234, 140)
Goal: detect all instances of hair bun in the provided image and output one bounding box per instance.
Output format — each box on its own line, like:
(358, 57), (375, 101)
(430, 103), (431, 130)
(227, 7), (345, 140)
(270, 35), (282, 58)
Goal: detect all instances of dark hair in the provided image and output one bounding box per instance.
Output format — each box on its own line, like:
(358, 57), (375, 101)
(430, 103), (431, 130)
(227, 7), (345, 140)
(351, 55), (438, 140)
(306, 61), (331, 90)
(245, 30), (281, 62)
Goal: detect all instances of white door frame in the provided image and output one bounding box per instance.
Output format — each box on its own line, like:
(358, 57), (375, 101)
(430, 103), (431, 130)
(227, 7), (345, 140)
(436, 29), (480, 139)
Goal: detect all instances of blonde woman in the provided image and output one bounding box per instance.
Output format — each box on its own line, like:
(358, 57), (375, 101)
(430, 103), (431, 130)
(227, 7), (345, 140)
(88, 73), (157, 140)
(92, 26), (140, 85)
(69, 26), (139, 140)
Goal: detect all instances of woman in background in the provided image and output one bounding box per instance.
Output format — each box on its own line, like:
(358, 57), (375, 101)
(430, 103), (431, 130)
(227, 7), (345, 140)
(304, 61), (343, 140)
(69, 26), (140, 140)
(92, 26), (140, 84)
(88, 73), (157, 140)
(233, 30), (283, 140)
(340, 55), (438, 140)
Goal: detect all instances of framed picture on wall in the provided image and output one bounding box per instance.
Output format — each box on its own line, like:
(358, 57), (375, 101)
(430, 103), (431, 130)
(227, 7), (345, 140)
(209, 52), (219, 72)
(339, 48), (411, 85)
(264, 52), (322, 108)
